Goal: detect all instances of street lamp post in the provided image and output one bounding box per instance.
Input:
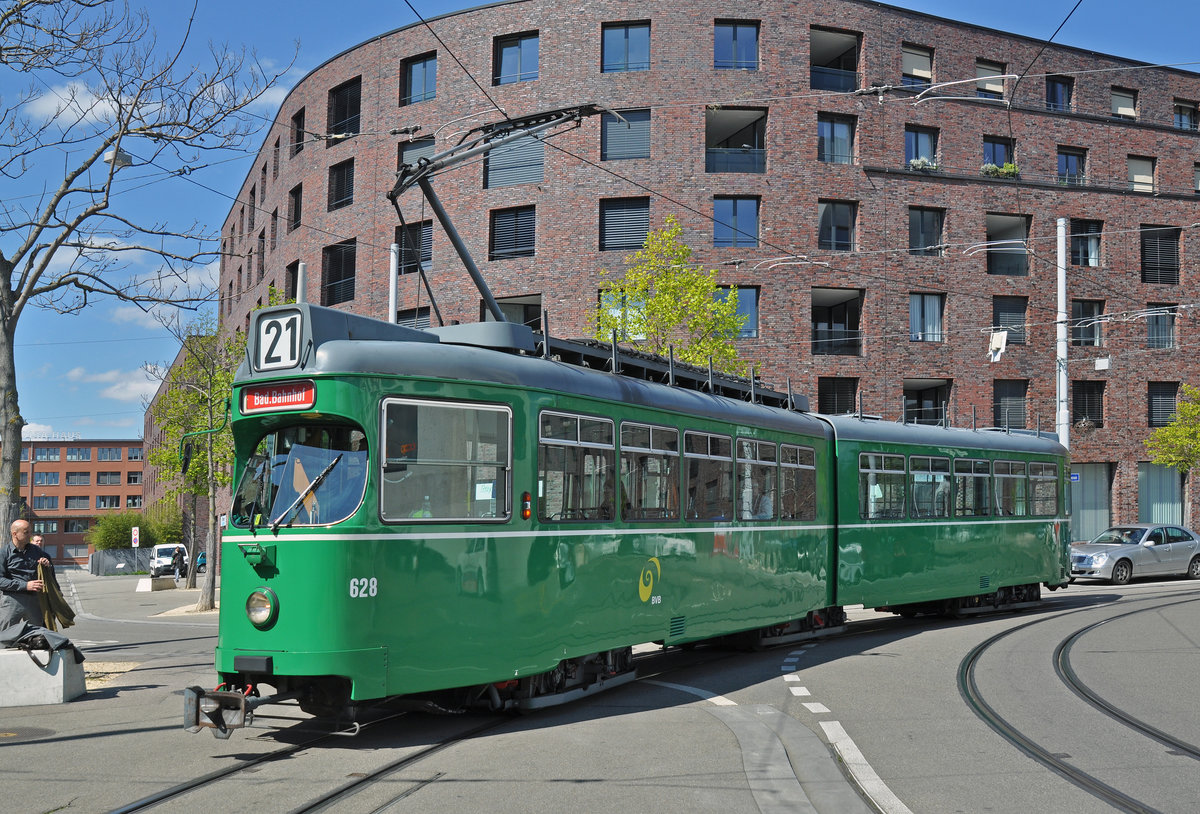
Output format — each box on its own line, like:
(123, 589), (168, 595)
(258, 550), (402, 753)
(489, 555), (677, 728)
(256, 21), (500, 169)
(1056, 217), (1070, 451)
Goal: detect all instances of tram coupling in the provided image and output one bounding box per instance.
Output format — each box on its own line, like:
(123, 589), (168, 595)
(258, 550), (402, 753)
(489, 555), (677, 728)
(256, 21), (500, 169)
(184, 684), (298, 739)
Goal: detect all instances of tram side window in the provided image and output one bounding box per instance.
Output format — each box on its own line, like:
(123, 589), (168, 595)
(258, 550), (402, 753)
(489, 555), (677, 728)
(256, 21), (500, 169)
(1029, 461), (1059, 516)
(737, 438), (777, 520)
(954, 459), (991, 517)
(780, 444), (817, 520)
(620, 423), (680, 521)
(684, 431), (734, 520)
(910, 456), (951, 518)
(538, 412), (616, 521)
(994, 460), (1028, 516)
(859, 453), (905, 520)
(380, 399), (511, 521)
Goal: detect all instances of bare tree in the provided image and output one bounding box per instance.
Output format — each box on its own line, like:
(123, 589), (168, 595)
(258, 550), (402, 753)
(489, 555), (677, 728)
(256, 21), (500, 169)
(0, 0), (291, 531)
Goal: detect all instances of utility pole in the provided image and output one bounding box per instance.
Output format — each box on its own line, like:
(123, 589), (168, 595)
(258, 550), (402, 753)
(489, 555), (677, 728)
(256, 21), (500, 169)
(1056, 217), (1070, 450)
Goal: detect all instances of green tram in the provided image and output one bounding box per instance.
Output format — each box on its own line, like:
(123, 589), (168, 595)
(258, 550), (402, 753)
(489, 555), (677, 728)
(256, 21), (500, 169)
(186, 302), (1069, 736)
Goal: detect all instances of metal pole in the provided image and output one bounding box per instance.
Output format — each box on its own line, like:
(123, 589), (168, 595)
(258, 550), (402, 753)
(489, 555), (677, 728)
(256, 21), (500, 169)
(296, 261), (307, 303)
(1056, 217), (1070, 450)
(388, 243), (399, 323)
(416, 176), (505, 321)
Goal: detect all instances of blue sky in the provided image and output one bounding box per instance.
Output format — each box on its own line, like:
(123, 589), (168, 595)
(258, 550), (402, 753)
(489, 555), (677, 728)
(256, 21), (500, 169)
(12, 0), (1200, 439)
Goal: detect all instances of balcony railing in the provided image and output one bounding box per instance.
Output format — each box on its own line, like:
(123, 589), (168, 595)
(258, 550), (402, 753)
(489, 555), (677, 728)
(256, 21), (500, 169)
(810, 66), (858, 92)
(812, 328), (862, 356)
(705, 148), (765, 173)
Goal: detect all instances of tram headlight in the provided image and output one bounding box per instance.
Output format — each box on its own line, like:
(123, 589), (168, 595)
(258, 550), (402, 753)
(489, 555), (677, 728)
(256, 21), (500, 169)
(246, 588), (278, 629)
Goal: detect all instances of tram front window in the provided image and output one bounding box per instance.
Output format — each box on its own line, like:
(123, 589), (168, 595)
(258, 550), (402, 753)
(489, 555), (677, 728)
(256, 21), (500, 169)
(231, 424), (368, 529)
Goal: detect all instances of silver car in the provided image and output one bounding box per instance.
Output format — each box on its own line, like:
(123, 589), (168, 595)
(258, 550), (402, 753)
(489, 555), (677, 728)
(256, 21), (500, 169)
(1071, 524), (1200, 585)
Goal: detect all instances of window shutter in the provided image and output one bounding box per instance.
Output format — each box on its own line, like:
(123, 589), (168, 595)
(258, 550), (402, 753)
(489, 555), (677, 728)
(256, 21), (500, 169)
(902, 46), (932, 81)
(976, 61), (1005, 96)
(401, 138), (435, 166)
(600, 198), (650, 251)
(995, 381), (1027, 428)
(1112, 89), (1136, 118)
(485, 134), (544, 188)
(490, 206), (536, 259)
(1148, 382), (1178, 426)
(1141, 227), (1180, 284)
(1128, 157), (1154, 191)
(993, 297), (1027, 344)
(601, 110), (650, 160)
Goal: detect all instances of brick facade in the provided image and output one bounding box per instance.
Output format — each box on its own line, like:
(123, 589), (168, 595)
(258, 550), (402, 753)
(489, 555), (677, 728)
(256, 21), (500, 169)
(215, 0), (1200, 534)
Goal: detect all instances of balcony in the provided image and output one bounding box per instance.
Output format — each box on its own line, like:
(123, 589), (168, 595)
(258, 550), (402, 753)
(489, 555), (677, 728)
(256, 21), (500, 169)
(811, 328), (862, 356)
(810, 66), (858, 92)
(705, 148), (765, 173)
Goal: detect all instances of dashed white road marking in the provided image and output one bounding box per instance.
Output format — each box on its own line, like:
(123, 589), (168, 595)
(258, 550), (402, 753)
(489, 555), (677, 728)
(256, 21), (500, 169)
(789, 686), (811, 697)
(802, 701), (830, 714)
(783, 673), (803, 682)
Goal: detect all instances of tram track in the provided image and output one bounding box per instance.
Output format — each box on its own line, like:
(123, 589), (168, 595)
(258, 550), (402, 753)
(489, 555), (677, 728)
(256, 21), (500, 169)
(958, 590), (1200, 814)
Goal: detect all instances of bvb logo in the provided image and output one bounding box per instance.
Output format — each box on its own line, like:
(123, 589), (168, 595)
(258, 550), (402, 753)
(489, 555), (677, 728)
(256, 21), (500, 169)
(638, 557), (661, 603)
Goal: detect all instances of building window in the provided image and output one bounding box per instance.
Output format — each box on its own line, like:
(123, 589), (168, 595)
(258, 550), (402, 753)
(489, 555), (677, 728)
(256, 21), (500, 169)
(484, 134), (544, 187)
(817, 114), (854, 163)
(1058, 147), (1086, 185)
(127, 496), (144, 509)
(600, 197), (650, 252)
(63, 519), (87, 534)
(95, 495), (120, 509)
(248, 186), (256, 229)
(817, 200), (855, 251)
(908, 208), (943, 256)
(1071, 300), (1103, 347)
(327, 77), (361, 139)
(1141, 226), (1180, 285)
(396, 221), (432, 274)
(97, 447), (121, 461)
(905, 126), (937, 165)
(65, 471), (90, 486)
(976, 59), (1005, 99)
(32, 521), (57, 534)
(401, 52), (437, 105)
(994, 380), (1028, 429)
(290, 108), (305, 156)
(810, 27), (859, 91)
(705, 108), (765, 173)
(127, 471), (142, 485)
(66, 496), (89, 510)
(397, 306), (432, 329)
(1046, 76), (1073, 111)
(818, 377), (858, 414)
(273, 137), (280, 177)
(1148, 382), (1178, 427)
(36, 447), (61, 462)
(812, 288), (862, 356)
(97, 471), (121, 485)
(399, 137), (435, 168)
(287, 184), (302, 232)
(600, 109), (650, 160)
(983, 135), (1013, 167)
(1147, 304), (1178, 349)
(993, 296), (1027, 345)
(904, 381), (950, 425)
(33, 471), (59, 486)
(1174, 100), (1197, 131)
(489, 205), (536, 259)
(985, 214), (1028, 276)
(1070, 219), (1101, 267)
(270, 209), (278, 250)
(602, 22), (650, 72)
(33, 496), (58, 510)
(322, 238), (356, 305)
(714, 20), (758, 70)
(909, 293), (944, 341)
(1073, 381), (1105, 428)
(328, 159), (354, 210)
(494, 295), (543, 330)
(494, 31), (539, 84)
(1128, 156), (1155, 192)
(1195, 163), (1200, 195)
(713, 197), (759, 248)
(717, 286), (758, 338)
(1111, 87), (1136, 120)
(901, 44), (932, 88)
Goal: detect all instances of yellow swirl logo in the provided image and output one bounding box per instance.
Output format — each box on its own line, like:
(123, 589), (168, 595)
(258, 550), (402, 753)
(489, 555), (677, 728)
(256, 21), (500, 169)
(638, 557), (661, 603)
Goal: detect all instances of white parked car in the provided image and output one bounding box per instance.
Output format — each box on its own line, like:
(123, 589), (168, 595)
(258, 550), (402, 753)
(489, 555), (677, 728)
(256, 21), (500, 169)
(149, 544), (188, 578)
(1070, 524), (1200, 585)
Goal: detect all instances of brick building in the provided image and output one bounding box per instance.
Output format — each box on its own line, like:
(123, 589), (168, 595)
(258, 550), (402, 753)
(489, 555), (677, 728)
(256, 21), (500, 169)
(215, 0), (1200, 539)
(18, 438), (145, 563)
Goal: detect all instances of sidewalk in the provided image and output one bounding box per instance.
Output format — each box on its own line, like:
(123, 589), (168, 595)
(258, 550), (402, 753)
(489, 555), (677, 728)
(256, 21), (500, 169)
(60, 567), (219, 625)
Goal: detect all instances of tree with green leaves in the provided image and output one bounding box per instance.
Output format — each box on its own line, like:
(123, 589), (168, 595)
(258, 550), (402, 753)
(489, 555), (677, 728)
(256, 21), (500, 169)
(1145, 383), (1200, 473)
(86, 510), (157, 551)
(145, 314), (240, 609)
(590, 215), (747, 375)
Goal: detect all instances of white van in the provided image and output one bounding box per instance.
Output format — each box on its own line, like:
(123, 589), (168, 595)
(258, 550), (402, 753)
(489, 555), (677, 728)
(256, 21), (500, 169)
(149, 544), (188, 578)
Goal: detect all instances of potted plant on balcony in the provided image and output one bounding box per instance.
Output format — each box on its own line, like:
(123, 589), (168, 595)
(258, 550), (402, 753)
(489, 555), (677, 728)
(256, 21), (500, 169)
(908, 156), (938, 172)
(981, 162), (1019, 179)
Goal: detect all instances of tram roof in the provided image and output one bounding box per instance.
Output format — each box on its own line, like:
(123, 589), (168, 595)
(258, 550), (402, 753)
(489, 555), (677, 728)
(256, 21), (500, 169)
(818, 413), (1067, 457)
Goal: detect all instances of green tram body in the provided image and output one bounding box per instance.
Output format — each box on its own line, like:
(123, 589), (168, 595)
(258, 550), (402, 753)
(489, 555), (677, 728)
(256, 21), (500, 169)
(214, 304), (1069, 716)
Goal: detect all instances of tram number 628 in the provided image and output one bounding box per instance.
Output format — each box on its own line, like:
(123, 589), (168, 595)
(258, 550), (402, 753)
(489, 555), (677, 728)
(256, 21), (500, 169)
(349, 577), (378, 598)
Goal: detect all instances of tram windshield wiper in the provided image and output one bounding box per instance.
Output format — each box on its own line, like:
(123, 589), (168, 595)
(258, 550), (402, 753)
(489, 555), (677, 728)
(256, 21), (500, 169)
(270, 453), (343, 533)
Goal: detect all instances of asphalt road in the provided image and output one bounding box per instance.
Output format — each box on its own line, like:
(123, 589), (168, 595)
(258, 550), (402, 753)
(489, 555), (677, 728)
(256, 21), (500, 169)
(2, 571), (1198, 813)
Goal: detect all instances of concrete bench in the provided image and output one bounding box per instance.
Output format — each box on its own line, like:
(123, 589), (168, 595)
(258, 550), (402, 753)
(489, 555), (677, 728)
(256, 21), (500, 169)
(0, 648), (86, 707)
(136, 577), (177, 592)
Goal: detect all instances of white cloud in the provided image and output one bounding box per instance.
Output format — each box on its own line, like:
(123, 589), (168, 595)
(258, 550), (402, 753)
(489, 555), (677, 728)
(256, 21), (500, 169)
(109, 304), (168, 330)
(63, 366), (158, 403)
(66, 367), (124, 384)
(21, 422), (55, 439)
(25, 81), (118, 126)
